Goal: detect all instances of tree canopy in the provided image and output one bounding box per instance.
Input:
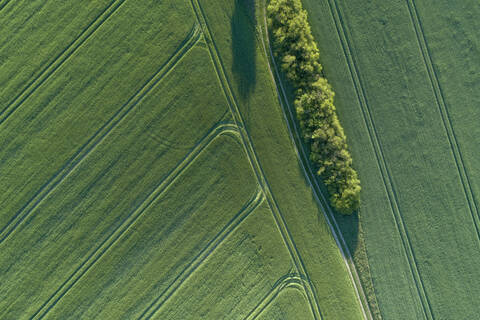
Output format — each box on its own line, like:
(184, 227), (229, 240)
(268, 0), (361, 214)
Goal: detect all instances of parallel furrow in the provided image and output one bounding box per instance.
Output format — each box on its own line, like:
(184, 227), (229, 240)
(244, 273), (308, 320)
(0, 0), (11, 12)
(0, 0), (126, 125)
(326, 0), (434, 318)
(0, 24), (201, 245)
(0, 0), (10, 11)
(138, 186), (265, 320)
(189, 1), (323, 319)
(406, 0), (480, 241)
(258, 3), (372, 319)
(31, 122), (240, 320)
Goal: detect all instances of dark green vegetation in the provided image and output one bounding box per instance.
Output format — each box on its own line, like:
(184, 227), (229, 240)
(267, 0), (360, 214)
(0, 0), (366, 319)
(301, 0), (480, 319)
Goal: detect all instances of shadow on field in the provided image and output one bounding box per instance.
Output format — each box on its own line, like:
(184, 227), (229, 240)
(305, 153), (361, 254)
(231, 0), (256, 100)
(331, 201), (361, 254)
(304, 119), (360, 255)
(279, 63), (361, 254)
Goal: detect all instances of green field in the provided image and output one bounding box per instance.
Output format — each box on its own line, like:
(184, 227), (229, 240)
(301, 0), (480, 319)
(0, 0), (369, 319)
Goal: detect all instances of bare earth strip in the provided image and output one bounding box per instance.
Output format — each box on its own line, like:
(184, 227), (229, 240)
(325, 0), (434, 318)
(0, 24), (201, 245)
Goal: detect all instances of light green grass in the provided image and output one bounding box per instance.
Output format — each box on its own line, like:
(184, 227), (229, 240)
(259, 287), (314, 320)
(0, 0), (113, 110)
(0, 40), (229, 318)
(302, 0), (480, 319)
(197, 0), (364, 318)
(154, 203), (295, 319)
(45, 135), (260, 319)
(0, 0), (195, 228)
(0, 0), (366, 319)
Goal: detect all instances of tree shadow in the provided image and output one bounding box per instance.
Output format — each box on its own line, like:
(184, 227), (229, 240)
(305, 118), (361, 255)
(304, 157), (360, 254)
(331, 202), (361, 254)
(279, 64), (361, 254)
(231, 0), (256, 100)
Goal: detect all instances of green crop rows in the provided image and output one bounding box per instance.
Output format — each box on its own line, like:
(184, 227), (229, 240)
(0, 0), (367, 319)
(302, 0), (480, 319)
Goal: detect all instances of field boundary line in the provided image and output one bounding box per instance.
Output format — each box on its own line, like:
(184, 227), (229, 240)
(0, 0), (126, 125)
(405, 0), (480, 241)
(0, 24), (202, 245)
(244, 273), (310, 320)
(138, 187), (265, 320)
(0, 0), (11, 12)
(190, 1), (322, 319)
(325, 0), (434, 318)
(258, 3), (371, 319)
(30, 122), (240, 320)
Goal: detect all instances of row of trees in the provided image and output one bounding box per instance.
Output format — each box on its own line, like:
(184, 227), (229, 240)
(267, 0), (361, 214)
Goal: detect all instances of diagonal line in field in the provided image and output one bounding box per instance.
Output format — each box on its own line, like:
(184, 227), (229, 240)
(0, 24), (202, 245)
(0, 0), (11, 12)
(258, 3), (372, 319)
(30, 122), (240, 320)
(138, 187), (265, 320)
(189, 1), (323, 319)
(406, 0), (480, 243)
(325, 0), (434, 318)
(243, 273), (309, 320)
(0, 0), (126, 126)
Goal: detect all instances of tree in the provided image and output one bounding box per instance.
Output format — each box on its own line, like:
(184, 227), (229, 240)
(268, 0), (361, 214)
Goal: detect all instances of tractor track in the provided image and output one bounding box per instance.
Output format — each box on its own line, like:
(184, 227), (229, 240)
(244, 273), (310, 320)
(31, 122), (240, 319)
(325, 0), (433, 318)
(0, 25), (201, 245)
(0, 0), (11, 12)
(138, 187), (265, 320)
(190, 1), (323, 319)
(406, 0), (480, 243)
(259, 3), (372, 319)
(0, 0), (127, 125)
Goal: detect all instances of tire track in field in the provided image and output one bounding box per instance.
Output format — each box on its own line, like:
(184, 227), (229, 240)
(243, 273), (310, 320)
(405, 0), (480, 242)
(137, 187), (265, 320)
(0, 0), (11, 12)
(258, 4), (372, 319)
(0, 0), (126, 125)
(0, 24), (201, 245)
(325, 0), (434, 319)
(30, 122), (240, 320)
(190, 1), (322, 319)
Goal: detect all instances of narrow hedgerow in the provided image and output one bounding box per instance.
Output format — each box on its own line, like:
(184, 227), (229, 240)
(267, 0), (361, 213)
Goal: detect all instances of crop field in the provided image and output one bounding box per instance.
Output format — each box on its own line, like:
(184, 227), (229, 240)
(301, 0), (480, 319)
(0, 0), (369, 319)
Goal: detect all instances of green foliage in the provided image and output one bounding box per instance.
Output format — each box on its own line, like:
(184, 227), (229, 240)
(0, 0), (365, 318)
(302, 0), (480, 318)
(267, 0), (361, 214)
